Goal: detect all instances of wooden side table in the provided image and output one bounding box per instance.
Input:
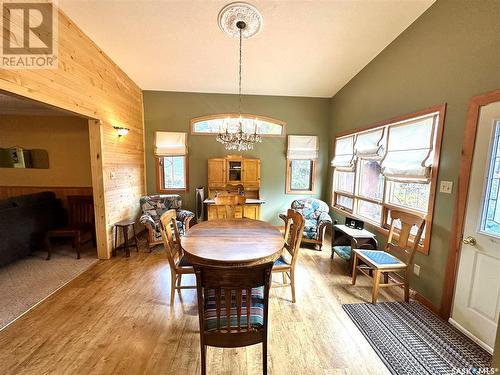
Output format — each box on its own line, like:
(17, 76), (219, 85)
(331, 224), (378, 273)
(113, 219), (139, 257)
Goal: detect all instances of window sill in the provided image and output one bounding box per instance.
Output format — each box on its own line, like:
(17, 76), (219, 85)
(286, 190), (315, 195)
(158, 188), (189, 194)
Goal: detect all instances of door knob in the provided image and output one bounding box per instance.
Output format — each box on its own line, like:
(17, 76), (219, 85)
(462, 236), (477, 246)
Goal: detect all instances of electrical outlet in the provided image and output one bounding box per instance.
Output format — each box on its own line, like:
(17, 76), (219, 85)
(413, 264), (421, 276)
(439, 180), (453, 194)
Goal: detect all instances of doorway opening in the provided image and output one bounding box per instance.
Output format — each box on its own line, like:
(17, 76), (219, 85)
(0, 91), (100, 329)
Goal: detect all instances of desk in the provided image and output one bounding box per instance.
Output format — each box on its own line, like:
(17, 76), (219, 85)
(181, 219), (284, 267)
(331, 225), (378, 272)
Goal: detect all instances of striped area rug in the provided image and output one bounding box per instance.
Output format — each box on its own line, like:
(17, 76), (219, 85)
(342, 301), (492, 375)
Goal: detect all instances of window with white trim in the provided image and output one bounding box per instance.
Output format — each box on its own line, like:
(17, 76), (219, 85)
(154, 131), (188, 192)
(286, 135), (319, 194)
(331, 108), (444, 253)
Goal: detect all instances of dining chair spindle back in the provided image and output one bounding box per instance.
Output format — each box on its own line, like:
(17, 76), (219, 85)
(194, 262), (273, 375)
(351, 209), (426, 303)
(213, 195), (246, 219)
(272, 209), (305, 303)
(159, 209), (195, 305)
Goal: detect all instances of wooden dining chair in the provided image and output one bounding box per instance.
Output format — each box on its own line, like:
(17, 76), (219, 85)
(159, 209), (196, 305)
(194, 262), (273, 375)
(351, 209), (426, 303)
(46, 195), (96, 260)
(272, 209), (304, 303)
(213, 195), (246, 219)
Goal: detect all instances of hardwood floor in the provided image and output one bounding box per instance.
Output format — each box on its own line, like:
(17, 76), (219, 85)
(0, 237), (401, 374)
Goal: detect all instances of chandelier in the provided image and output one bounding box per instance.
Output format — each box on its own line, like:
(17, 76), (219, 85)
(216, 2), (263, 151)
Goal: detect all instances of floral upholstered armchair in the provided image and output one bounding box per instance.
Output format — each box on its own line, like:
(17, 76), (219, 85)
(279, 198), (332, 250)
(139, 195), (194, 249)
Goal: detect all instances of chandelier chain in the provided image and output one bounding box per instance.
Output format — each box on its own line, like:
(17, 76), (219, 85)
(238, 27), (242, 116)
(216, 6), (262, 152)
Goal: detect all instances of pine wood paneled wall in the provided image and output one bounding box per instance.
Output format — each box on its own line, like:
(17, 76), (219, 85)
(0, 9), (145, 258)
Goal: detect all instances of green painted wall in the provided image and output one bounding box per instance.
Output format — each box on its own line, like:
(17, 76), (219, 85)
(144, 0), (500, 358)
(329, 0), (500, 309)
(143, 91), (330, 225)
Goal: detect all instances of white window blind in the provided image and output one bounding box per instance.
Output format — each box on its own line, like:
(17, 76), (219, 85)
(354, 128), (384, 159)
(287, 135), (319, 160)
(331, 135), (355, 170)
(380, 115), (437, 180)
(154, 132), (187, 156)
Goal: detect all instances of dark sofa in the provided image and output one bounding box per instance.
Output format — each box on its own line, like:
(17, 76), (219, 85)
(0, 192), (66, 267)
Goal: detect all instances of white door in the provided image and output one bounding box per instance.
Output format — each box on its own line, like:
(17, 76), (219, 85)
(450, 101), (500, 353)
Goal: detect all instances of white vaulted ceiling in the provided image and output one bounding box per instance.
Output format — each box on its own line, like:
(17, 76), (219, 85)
(59, 0), (434, 98)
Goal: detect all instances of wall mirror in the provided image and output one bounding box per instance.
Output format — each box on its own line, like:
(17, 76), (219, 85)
(0, 147), (49, 169)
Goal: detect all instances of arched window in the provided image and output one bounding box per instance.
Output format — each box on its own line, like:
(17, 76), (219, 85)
(190, 114), (286, 137)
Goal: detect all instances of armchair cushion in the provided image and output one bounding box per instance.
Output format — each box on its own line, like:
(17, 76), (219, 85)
(140, 194), (194, 243)
(318, 211), (333, 227)
(177, 209), (194, 224)
(290, 198), (332, 241)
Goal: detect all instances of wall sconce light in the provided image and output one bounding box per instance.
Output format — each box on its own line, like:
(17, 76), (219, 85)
(113, 126), (129, 137)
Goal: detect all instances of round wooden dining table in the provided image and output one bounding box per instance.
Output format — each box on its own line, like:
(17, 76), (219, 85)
(181, 219), (284, 267)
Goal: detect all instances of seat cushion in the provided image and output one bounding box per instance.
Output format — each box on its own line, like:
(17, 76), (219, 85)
(273, 256), (288, 267)
(178, 256), (192, 267)
(356, 250), (404, 266)
(303, 219), (318, 232)
(333, 245), (352, 261)
(204, 287), (264, 332)
(303, 228), (318, 240)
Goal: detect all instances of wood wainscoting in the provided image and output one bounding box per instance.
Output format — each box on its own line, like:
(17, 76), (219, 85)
(0, 186), (93, 209)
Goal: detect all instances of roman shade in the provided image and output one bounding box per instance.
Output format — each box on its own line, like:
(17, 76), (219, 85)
(355, 128), (385, 159)
(381, 115), (437, 180)
(331, 135), (355, 170)
(154, 132), (187, 156)
(287, 135), (319, 160)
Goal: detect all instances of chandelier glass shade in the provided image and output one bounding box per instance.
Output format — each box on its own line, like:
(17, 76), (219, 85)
(216, 3), (263, 151)
(216, 116), (262, 151)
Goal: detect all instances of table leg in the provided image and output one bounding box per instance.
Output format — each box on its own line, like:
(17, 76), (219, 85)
(132, 224), (139, 252)
(122, 226), (130, 257)
(113, 226), (118, 257)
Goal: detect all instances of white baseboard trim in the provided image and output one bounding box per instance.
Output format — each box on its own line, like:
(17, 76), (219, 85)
(448, 318), (493, 354)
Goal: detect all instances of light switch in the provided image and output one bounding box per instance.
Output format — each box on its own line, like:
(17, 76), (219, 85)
(439, 180), (453, 194)
(110, 171), (116, 180)
(413, 264), (421, 276)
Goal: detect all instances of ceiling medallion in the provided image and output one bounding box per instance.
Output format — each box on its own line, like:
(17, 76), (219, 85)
(216, 2), (263, 152)
(217, 2), (263, 39)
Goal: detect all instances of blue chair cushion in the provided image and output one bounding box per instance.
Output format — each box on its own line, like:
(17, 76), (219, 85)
(204, 287), (264, 332)
(178, 256), (192, 267)
(274, 256), (288, 267)
(333, 245), (352, 261)
(357, 250), (403, 266)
